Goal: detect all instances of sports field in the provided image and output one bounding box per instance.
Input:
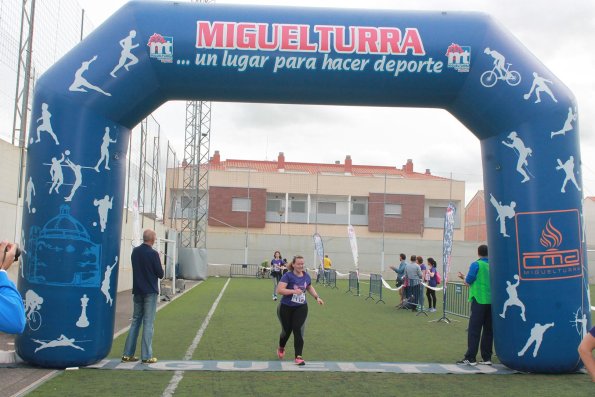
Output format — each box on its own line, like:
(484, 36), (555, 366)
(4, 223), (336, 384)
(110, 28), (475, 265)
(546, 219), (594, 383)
(29, 277), (594, 396)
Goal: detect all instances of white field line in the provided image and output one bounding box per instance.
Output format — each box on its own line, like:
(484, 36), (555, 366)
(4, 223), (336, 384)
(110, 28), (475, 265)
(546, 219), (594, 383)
(162, 278), (231, 397)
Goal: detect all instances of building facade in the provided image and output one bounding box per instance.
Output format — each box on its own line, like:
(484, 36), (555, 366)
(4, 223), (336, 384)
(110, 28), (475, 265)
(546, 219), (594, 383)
(164, 151), (465, 241)
(464, 190), (487, 242)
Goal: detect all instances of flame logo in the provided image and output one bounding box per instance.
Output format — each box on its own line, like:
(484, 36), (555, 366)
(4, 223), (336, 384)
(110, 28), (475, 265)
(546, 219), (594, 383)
(539, 218), (563, 249)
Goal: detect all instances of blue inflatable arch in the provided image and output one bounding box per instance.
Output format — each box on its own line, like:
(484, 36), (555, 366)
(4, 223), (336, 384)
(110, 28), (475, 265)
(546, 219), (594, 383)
(17, 1), (590, 372)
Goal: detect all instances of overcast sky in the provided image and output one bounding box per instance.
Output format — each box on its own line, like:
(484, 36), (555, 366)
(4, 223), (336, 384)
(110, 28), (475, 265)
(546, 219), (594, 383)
(78, 0), (595, 203)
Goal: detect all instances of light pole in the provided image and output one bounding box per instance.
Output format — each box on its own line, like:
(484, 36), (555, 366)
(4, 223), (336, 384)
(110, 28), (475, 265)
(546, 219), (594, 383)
(278, 208), (285, 234)
(381, 172), (386, 272)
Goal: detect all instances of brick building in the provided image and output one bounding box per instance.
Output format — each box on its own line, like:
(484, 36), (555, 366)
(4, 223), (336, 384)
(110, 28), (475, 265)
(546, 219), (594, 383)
(164, 151), (465, 241)
(464, 190), (487, 242)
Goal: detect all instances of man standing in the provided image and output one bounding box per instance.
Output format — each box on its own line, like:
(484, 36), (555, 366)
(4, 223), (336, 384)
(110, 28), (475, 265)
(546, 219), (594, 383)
(322, 255), (332, 284)
(389, 253), (408, 304)
(122, 229), (164, 364)
(457, 244), (492, 366)
(404, 254), (422, 311)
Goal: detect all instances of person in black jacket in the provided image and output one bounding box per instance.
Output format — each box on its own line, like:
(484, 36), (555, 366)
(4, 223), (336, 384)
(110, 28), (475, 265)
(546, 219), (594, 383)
(122, 229), (164, 364)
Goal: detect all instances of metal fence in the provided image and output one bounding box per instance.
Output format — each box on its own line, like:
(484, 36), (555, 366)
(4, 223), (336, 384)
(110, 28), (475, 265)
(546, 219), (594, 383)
(229, 264), (260, 278)
(444, 282), (471, 318)
(318, 269), (338, 289)
(400, 280), (425, 315)
(326, 269), (338, 289)
(346, 271), (360, 296)
(365, 273), (385, 304)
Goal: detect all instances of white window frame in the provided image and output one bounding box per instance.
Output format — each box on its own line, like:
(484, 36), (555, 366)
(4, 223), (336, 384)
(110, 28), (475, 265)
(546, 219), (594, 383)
(232, 197), (251, 212)
(384, 203), (402, 216)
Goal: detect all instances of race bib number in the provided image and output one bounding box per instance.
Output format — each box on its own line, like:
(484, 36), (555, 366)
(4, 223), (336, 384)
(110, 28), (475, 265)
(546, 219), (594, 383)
(291, 293), (306, 304)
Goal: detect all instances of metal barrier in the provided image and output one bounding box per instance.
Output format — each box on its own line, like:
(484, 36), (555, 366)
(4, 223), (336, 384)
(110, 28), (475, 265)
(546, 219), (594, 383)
(229, 264), (260, 278)
(444, 282), (470, 318)
(325, 269), (338, 289)
(365, 273), (385, 304)
(400, 280), (426, 315)
(346, 271), (360, 296)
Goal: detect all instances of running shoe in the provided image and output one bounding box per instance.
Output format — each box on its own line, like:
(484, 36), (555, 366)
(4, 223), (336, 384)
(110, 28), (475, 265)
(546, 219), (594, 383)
(295, 356), (305, 366)
(478, 360), (492, 365)
(273, 295), (277, 301)
(456, 359), (477, 366)
(121, 355), (139, 362)
(142, 357), (158, 364)
(277, 347), (285, 360)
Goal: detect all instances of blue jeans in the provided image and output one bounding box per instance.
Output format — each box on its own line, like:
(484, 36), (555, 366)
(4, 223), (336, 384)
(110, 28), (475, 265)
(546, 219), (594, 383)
(123, 293), (158, 360)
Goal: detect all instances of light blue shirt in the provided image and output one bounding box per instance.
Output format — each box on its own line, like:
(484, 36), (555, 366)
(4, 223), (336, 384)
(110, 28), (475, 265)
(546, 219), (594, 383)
(0, 270), (26, 334)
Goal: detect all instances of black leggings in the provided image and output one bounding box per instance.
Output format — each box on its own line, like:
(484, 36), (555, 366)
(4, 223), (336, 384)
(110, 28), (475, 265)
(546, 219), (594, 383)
(426, 288), (436, 309)
(277, 303), (308, 357)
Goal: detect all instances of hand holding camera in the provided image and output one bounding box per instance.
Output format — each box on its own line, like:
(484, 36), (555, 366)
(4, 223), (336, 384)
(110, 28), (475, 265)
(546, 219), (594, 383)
(1, 241), (21, 271)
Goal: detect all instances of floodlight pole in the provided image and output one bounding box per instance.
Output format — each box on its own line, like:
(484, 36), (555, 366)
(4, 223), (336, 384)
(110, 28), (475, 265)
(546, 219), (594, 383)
(244, 168), (251, 264)
(381, 172), (386, 272)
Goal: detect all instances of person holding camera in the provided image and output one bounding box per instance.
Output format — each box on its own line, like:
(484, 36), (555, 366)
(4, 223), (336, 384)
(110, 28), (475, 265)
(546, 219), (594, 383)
(0, 241), (26, 334)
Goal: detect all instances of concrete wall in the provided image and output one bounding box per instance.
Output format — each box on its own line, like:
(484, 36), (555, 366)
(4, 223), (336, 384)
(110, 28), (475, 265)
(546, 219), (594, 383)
(205, 231), (595, 283)
(0, 140), (24, 285)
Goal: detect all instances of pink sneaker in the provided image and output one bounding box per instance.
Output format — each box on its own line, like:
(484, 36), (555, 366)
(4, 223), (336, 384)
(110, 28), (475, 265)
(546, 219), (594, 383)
(277, 347), (285, 360)
(294, 356), (305, 366)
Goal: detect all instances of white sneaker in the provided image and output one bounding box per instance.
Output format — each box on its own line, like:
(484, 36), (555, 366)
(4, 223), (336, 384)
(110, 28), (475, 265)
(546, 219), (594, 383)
(456, 359), (477, 366)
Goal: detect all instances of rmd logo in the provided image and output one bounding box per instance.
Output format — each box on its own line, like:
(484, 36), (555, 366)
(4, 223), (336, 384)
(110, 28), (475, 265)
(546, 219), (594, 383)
(515, 209), (582, 281)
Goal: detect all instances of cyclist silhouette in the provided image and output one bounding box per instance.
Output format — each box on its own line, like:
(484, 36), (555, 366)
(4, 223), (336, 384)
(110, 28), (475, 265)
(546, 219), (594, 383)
(484, 48), (506, 78)
(481, 48), (521, 88)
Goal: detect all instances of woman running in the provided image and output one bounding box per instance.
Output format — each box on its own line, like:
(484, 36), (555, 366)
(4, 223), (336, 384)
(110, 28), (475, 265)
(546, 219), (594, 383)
(276, 255), (324, 365)
(270, 251), (285, 301)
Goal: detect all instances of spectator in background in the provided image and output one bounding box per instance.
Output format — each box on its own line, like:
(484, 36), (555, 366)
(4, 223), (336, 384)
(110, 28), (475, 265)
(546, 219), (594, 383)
(389, 253), (407, 304)
(417, 256), (427, 310)
(323, 254), (332, 270)
(404, 254), (422, 311)
(456, 244), (492, 366)
(578, 326), (595, 382)
(0, 241), (25, 334)
(270, 251), (285, 301)
(425, 258), (438, 312)
(323, 255), (332, 283)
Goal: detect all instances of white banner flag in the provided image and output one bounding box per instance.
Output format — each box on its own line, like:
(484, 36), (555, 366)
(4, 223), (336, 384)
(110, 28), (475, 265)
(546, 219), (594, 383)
(442, 203), (456, 283)
(313, 233), (324, 269)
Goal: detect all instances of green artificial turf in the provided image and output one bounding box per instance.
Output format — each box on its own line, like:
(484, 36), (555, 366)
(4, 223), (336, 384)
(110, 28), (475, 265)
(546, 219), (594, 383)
(26, 278), (595, 397)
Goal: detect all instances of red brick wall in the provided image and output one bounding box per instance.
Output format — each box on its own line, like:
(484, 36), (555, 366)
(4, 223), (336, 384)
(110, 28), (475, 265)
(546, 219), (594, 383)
(208, 187), (267, 228)
(465, 192), (487, 241)
(465, 225), (487, 242)
(368, 193), (424, 234)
